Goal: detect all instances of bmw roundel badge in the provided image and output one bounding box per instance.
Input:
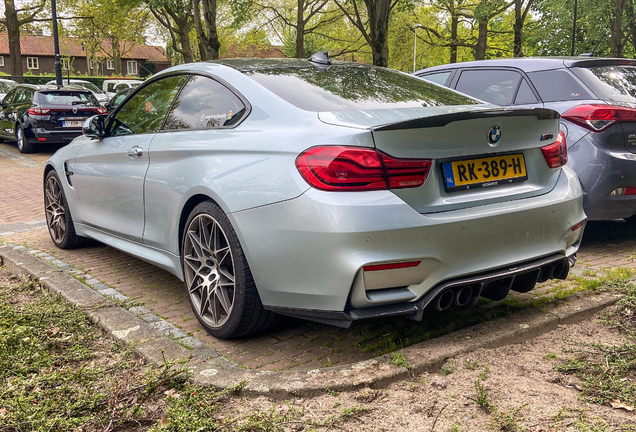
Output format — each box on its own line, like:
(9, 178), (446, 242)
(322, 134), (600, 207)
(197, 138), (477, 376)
(488, 125), (501, 146)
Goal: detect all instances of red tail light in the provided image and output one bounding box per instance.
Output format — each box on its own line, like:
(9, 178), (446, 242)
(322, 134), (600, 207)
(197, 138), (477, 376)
(561, 104), (636, 132)
(96, 107), (107, 114)
(28, 108), (50, 115)
(295, 146), (432, 191)
(541, 131), (567, 169)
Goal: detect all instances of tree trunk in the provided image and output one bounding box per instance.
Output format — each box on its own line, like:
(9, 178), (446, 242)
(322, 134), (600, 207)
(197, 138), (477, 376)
(175, 15), (194, 63)
(450, 6), (458, 63)
(474, 19), (488, 60)
(112, 37), (122, 75)
(364, 0), (390, 67)
(610, 0), (627, 57)
(513, 0), (523, 57)
(192, 0), (209, 61)
(4, 0), (23, 81)
(296, 0), (305, 58)
(201, 0), (221, 60)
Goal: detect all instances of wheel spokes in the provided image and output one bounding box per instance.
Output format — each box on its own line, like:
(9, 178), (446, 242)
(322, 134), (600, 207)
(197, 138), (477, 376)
(45, 176), (66, 244)
(184, 213), (235, 328)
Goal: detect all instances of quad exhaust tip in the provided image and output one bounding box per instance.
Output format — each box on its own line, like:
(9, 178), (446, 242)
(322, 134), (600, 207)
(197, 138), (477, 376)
(431, 257), (571, 311)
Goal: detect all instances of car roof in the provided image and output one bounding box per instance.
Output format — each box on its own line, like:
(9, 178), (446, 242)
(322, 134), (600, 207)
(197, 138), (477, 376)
(15, 83), (93, 93)
(104, 79), (142, 83)
(211, 58), (367, 73)
(418, 57), (636, 74)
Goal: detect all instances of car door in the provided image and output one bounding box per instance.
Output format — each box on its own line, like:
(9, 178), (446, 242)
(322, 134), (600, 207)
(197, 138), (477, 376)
(452, 68), (544, 108)
(0, 88), (17, 138)
(142, 74), (249, 254)
(72, 74), (188, 242)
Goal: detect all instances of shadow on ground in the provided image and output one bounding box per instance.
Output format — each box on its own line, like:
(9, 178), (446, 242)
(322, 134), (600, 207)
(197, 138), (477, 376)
(582, 220), (636, 246)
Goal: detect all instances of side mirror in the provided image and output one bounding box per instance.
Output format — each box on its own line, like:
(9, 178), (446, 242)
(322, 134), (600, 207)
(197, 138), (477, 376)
(103, 102), (111, 110)
(83, 114), (107, 139)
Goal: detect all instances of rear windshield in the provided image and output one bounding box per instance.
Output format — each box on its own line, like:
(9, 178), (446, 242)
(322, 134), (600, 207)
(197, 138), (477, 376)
(570, 65), (636, 103)
(37, 91), (100, 107)
(247, 65), (478, 111)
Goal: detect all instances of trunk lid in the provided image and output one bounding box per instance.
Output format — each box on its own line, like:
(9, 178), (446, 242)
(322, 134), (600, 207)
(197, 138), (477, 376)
(319, 106), (562, 214)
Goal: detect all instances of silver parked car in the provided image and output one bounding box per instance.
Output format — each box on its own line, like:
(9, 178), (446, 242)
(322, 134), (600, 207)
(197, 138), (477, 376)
(44, 55), (586, 338)
(415, 57), (636, 221)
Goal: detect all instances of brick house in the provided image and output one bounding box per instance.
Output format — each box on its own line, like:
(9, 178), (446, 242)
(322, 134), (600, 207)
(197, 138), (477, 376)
(0, 32), (170, 77)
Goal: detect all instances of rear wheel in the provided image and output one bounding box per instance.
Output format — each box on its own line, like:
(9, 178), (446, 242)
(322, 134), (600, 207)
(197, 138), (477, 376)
(182, 201), (278, 338)
(16, 127), (35, 153)
(44, 171), (87, 249)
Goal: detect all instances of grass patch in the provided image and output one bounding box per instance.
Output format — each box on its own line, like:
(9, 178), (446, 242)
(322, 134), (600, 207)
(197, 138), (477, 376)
(0, 270), (189, 431)
(389, 352), (411, 369)
(553, 274), (636, 411)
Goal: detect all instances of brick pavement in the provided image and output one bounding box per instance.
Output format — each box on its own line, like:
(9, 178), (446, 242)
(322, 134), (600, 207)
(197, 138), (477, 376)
(2, 141), (636, 371)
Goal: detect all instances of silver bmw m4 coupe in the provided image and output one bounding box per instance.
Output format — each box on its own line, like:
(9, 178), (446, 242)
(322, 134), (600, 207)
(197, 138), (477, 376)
(44, 54), (586, 338)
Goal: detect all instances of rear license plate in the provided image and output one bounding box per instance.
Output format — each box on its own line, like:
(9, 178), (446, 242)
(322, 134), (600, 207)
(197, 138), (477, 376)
(62, 120), (84, 127)
(443, 153), (527, 192)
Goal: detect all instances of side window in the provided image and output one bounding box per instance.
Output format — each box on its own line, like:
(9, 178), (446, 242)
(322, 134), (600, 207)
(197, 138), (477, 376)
(14, 89), (31, 104)
(514, 79), (539, 104)
(527, 70), (593, 102)
(115, 83), (128, 92)
(455, 70), (522, 105)
(113, 92), (128, 107)
(109, 74), (187, 136)
(163, 75), (246, 130)
(420, 72), (452, 86)
(3, 88), (17, 105)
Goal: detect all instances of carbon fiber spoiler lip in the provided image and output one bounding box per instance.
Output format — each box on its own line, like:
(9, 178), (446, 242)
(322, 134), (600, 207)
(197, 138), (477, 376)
(371, 108), (559, 132)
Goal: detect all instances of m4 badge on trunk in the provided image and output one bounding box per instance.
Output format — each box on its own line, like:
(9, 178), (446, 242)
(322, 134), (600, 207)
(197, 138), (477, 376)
(488, 125), (501, 146)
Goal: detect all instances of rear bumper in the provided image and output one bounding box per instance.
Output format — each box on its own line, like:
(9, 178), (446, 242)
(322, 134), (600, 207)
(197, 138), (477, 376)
(28, 127), (83, 144)
(229, 166), (585, 317)
(568, 131), (636, 220)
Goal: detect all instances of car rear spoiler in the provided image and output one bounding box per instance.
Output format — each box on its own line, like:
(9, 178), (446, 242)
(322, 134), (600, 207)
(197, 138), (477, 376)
(372, 108), (559, 132)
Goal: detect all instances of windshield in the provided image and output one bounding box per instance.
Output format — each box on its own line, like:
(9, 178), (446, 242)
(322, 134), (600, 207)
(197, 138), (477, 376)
(37, 91), (100, 106)
(571, 65), (636, 103)
(247, 65), (478, 112)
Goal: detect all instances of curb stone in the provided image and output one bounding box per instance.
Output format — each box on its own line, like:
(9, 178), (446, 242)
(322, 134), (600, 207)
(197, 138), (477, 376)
(0, 243), (622, 398)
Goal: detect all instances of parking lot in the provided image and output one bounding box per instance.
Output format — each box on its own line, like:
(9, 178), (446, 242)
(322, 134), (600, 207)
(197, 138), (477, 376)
(2, 141), (636, 371)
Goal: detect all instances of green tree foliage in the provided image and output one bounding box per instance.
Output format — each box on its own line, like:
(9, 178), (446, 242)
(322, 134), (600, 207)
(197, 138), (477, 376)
(62, 0), (151, 76)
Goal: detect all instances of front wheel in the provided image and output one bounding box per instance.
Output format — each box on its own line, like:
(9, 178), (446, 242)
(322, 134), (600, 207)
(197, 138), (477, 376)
(182, 201), (278, 338)
(16, 127), (35, 154)
(44, 171), (87, 249)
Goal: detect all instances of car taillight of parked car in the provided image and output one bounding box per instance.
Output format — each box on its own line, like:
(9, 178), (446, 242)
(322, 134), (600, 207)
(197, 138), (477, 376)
(561, 104), (636, 132)
(96, 107), (107, 114)
(295, 146), (432, 191)
(540, 131), (567, 169)
(27, 108), (50, 115)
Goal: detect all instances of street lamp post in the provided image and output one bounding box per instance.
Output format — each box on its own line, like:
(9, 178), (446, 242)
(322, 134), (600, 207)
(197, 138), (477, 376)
(52, 0), (63, 87)
(413, 23), (422, 73)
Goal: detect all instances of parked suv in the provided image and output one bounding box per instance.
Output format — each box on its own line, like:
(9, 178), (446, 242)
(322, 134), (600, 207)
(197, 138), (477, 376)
(415, 57), (636, 221)
(0, 84), (106, 153)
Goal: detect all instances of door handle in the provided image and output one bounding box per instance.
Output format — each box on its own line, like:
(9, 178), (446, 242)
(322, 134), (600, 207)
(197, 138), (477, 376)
(126, 146), (143, 157)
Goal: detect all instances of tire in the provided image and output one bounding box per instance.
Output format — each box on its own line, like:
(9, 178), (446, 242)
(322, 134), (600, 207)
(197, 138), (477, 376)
(182, 200), (278, 338)
(16, 126), (35, 154)
(44, 170), (88, 249)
